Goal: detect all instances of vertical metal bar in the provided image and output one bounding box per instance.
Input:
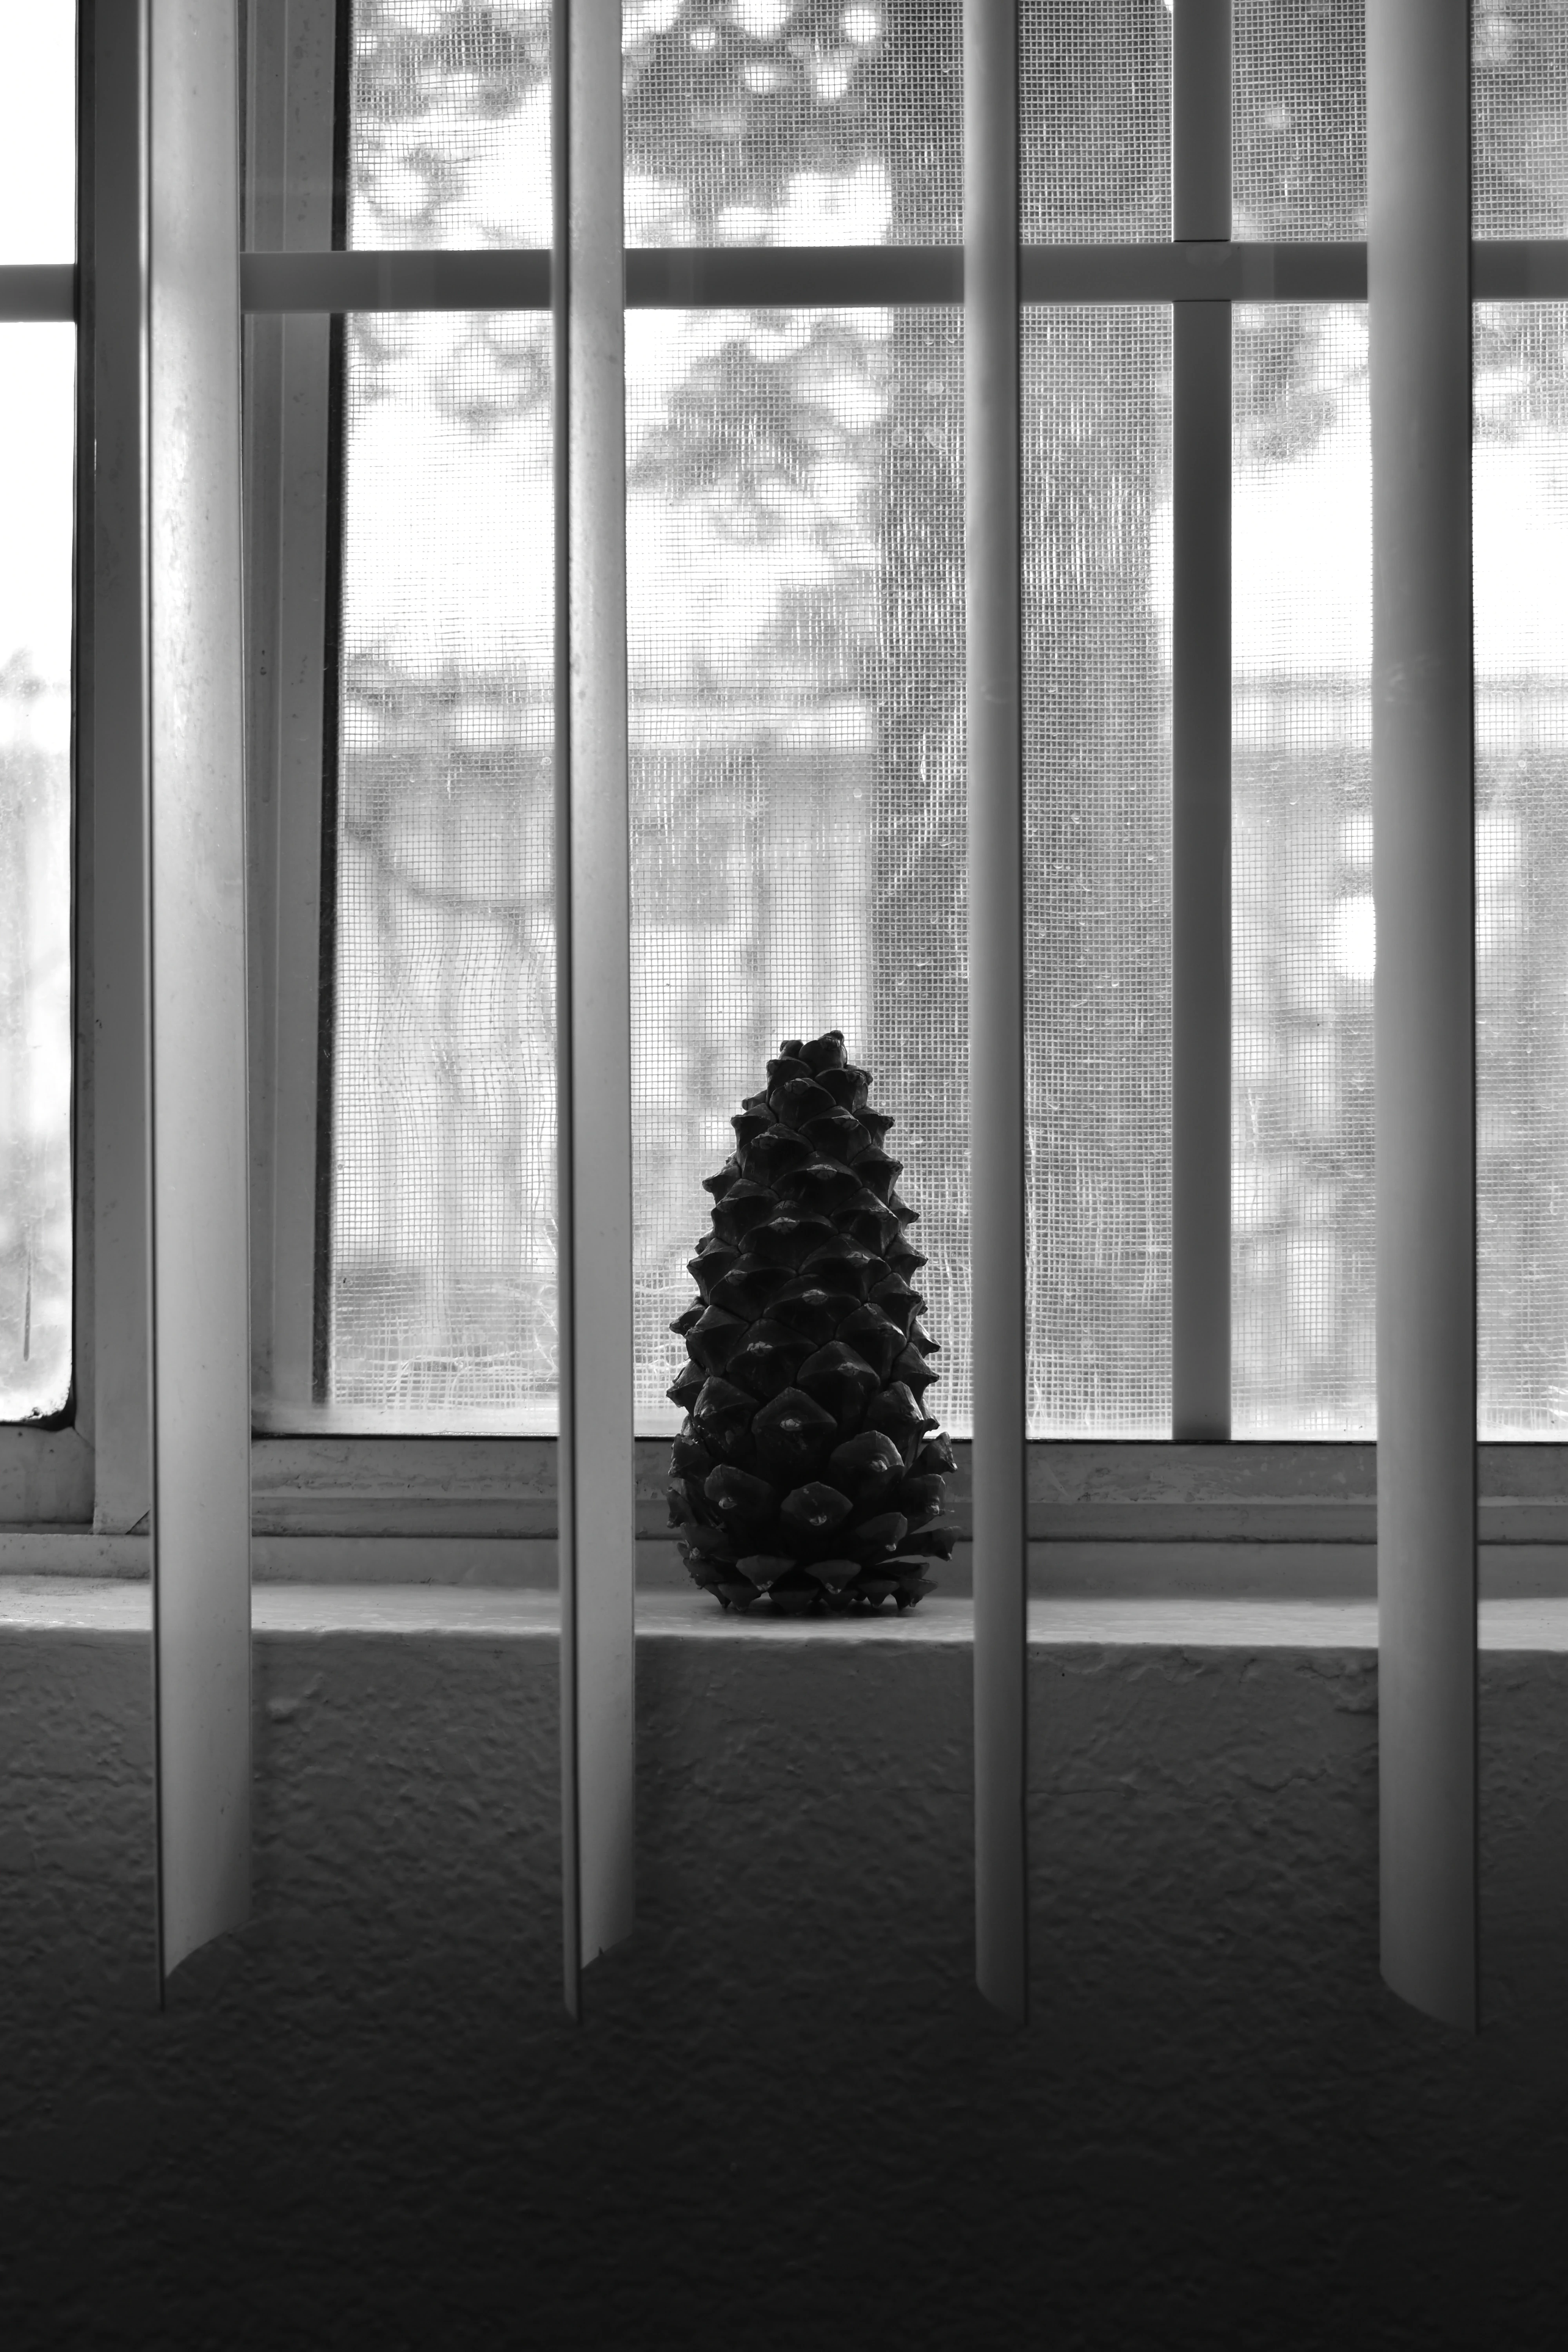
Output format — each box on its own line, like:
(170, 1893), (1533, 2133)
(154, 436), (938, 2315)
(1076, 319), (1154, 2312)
(146, 0), (252, 1987)
(1170, 0), (1233, 1442)
(89, 0), (152, 1537)
(965, 0), (1027, 2026)
(1368, 0), (1477, 2033)
(242, 0), (339, 1419)
(554, 0), (636, 2021)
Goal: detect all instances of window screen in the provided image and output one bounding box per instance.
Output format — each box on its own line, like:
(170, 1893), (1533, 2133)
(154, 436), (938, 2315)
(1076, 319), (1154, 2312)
(1024, 307), (1172, 1435)
(328, 309), (556, 1426)
(0, 328), (75, 1425)
(626, 0), (960, 246)
(1020, 0), (1169, 243)
(347, 0), (551, 248)
(1231, 304), (1374, 1437)
(627, 303), (960, 1426)
(1, 0), (76, 1425)
(1474, 1), (1568, 238)
(1475, 303), (1568, 1434)
(1234, 0), (1365, 240)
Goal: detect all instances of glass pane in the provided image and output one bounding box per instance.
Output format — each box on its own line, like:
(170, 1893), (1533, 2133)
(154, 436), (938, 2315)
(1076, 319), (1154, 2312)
(0, 325), (75, 1421)
(1020, 0), (1169, 243)
(626, 305), (965, 1429)
(1474, 1), (1568, 238)
(0, 1), (75, 264)
(1024, 309), (1172, 1434)
(1233, 0), (1365, 241)
(1231, 305), (1374, 1438)
(1475, 303), (1568, 1434)
(328, 310), (555, 1427)
(626, 0), (960, 245)
(348, 0), (551, 248)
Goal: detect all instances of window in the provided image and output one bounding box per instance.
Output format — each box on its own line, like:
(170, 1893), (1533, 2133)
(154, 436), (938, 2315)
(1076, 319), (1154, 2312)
(13, 0), (1568, 1498)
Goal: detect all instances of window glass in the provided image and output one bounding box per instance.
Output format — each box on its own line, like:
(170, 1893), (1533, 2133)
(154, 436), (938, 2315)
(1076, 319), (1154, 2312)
(0, 326), (76, 1423)
(1231, 304), (1373, 1437)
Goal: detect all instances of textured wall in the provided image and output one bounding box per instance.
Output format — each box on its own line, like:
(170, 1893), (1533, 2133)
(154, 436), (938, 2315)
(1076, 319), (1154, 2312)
(3, 1623), (1568, 2349)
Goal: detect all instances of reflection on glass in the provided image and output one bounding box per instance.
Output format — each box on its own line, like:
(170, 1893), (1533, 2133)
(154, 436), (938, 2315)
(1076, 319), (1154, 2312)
(0, 327), (75, 1421)
(1024, 308), (1172, 1434)
(1231, 306), (1374, 1438)
(1475, 303), (1568, 1433)
(0, 1), (75, 265)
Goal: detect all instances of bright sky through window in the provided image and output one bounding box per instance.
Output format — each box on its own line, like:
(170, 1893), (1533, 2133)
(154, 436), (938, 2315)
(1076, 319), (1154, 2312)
(0, 2), (74, 264)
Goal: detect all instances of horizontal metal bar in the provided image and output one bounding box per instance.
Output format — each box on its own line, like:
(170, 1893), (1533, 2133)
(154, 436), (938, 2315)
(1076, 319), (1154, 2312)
(240, 248), (550, 310)
(1471, 240), (1568, 299)
(0, 263), (77, 320)
(238, 240), (1568, 314)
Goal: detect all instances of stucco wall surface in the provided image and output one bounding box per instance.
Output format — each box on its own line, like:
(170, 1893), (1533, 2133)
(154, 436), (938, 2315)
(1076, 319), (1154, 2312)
(2, 1621), (1568, 2350)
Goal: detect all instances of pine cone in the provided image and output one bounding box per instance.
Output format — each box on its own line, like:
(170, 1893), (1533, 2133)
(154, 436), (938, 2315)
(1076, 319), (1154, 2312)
(668, 1031), (953, 1613)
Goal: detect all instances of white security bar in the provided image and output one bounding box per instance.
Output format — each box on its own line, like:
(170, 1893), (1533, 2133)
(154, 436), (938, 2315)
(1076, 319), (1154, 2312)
(1368, 0), (1478, 2031)
(553, 0), (637, 2019)
(965, 0), (1029, 2026)
(146, 0), (253, 1987)
(1170, 0), (1234, 1440)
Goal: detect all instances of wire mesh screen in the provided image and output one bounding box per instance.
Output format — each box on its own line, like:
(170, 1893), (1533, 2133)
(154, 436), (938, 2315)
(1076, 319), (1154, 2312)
(1233, 0), (1365, 240)
(0, 326), (75, 1423)
(625, 0), (960, 245)
(1231, 305), (1374, 1437)
(1020, 0), (1169, 243)
(347, 0), (551, 247)
(626, 305), (966, 1432)
(1022, 309), (1172, 1435)
(1475, 303), (1568, 1434)
(330, 310), (557, 1425)
(1474, 2), (1568, 236)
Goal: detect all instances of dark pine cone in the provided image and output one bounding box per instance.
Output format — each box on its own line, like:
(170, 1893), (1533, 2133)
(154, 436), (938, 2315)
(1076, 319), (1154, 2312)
(667, 1030), (955, 1615)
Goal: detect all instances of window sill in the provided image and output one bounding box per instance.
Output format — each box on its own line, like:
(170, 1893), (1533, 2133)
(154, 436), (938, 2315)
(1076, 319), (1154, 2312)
(6, 1577), (1568, 1652)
